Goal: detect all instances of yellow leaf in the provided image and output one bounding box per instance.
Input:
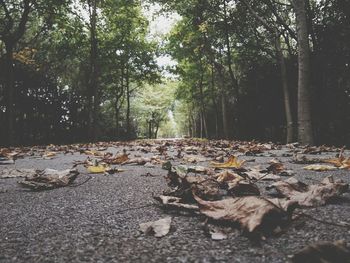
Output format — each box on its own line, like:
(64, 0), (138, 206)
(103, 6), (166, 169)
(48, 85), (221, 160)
(211, 156), (245, 168)
(87, 165), (107, 174)
(303, 164), (337, 171)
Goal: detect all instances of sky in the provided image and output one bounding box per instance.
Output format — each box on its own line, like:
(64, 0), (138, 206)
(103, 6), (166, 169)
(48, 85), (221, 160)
(142, 3), (180, 69)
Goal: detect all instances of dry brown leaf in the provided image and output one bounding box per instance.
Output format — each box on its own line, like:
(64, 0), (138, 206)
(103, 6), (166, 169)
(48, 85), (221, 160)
(42, 151), (56, 159)
(243, 166), (282, 181)
(18, 168), (79, 190)
(214, 170), (243, 184)
(194, 195), (293, 234)
(266, 161), (284, 174)
(292, 154), (323, 164)
(324, 154), (350, 170)
(104, 153), (129, 164)
(0, 168), (36, 178)
(122, 157), (151, 165)
(213, 170), (260, 196)
(139, 217), (172, 238)
(84, 150), (104, 157)
(267, 176), (348, 207)
(211, 156), (246, 169)
(291, 240), (350, 263)
(183, 155), (208, 163)
(186, 176), (222, 200)
(227, 180), (260, 197)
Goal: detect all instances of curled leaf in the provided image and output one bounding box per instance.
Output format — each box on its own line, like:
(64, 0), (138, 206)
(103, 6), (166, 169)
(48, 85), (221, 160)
(18, 168), (79, 190)
(267, 176), (349, 207)
(194, 195), (293, 234)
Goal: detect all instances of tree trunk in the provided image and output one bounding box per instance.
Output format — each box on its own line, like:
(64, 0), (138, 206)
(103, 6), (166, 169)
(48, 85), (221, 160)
(154, 124), (159, 139)
(198, 72), (207, 138)
(115, 102), (119, 138)
(88, 0), (99, 141)
(211, 64), (219, 138)
(275, 36), (294, 143)
(126, 65), (131, 139)
(221, 91), (229, 139)
(293, 0), (314, 145)
(148, 120), (152, 139)
(4, 42), (15, 146)
(223, 0), (239, 137)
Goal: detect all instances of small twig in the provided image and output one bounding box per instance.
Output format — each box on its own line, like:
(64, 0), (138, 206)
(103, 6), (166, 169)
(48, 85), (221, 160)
(69, 175), (92, 187)
(296, 212), (350, 229)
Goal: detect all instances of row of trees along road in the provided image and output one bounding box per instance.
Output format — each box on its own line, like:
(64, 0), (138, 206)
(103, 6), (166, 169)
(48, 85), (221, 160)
(0, 0), (160, 146)
(158, 0), (350, 146)
(1, 0), (350, 146)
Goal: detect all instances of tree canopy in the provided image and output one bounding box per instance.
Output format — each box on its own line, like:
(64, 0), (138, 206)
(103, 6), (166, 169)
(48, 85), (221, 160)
(0, 0), (349, 146)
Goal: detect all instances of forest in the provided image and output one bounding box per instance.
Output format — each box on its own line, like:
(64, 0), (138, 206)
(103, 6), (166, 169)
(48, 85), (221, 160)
(0, 0), (349, 147)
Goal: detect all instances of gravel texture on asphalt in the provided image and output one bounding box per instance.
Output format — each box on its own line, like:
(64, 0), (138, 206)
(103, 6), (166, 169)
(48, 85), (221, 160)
(0, 141), (350, 263)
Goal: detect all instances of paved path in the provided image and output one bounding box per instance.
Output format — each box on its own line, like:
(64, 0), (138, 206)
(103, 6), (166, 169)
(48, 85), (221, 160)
(0, 140), (349, 262)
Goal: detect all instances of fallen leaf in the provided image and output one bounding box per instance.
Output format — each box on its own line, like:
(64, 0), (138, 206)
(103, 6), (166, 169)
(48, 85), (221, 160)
(291, 240), (350, 263)
(204, 224), (228, 240)
(227, 180), (260, 197)
(214, 170), (243, 184)
(186, 175), (223, 200)
(104, 153), (129, 164)
(303, 164), (337, 171)
(0, 168), (36, 178)
(87, 165), (108, 174)
(183, 155), (208, 163)
(194, 195), (293, 234)
(18, 168), (79, 190)
(324, 154), (350, 170)
(122, 157), (150, 165)
(154, 195), (199, 211)
(213, 170), (260, 196)
(42, 151), (56, 159)
(245, 167), (281, 181)
(267, 176), (349, 207)
(84, 150), (104, 157)
(211, 156), (245, 169)
(292, 154), (323, 164)
(266, 161), (284, 174)
(139, 217), (172, 237)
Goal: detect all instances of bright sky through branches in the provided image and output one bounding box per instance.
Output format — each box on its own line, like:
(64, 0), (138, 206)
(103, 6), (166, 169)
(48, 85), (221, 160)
(142, 3), (180, 69)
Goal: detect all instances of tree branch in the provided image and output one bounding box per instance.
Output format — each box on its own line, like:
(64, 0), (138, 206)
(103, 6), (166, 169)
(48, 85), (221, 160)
(264, 0), (298, 40)
(13, 0), (32, 42)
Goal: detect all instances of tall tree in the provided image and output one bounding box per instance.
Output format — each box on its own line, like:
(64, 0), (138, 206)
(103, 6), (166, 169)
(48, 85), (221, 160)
(87, 0), (99, 140)
(292, 0), (314, 145)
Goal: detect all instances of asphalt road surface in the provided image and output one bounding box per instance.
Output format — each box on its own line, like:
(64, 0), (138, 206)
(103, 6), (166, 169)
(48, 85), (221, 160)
(1, 140), (349, 262)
